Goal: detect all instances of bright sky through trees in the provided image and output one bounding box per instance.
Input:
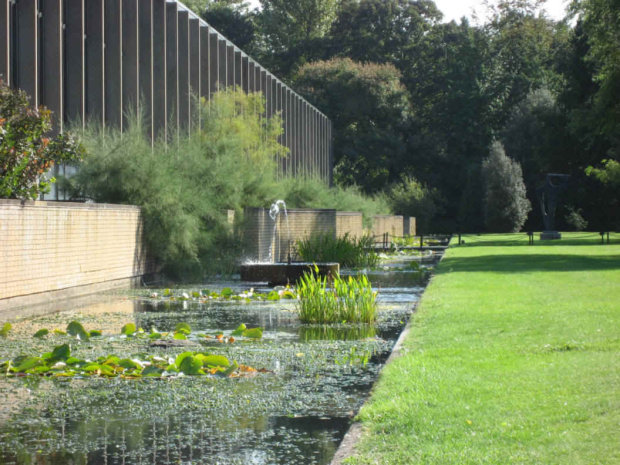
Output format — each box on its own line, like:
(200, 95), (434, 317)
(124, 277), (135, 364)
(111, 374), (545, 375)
(246, 0), (570, 23)
(434, 0), (569, 23)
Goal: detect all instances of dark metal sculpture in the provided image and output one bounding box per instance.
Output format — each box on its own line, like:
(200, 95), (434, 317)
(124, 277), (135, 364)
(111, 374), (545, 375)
(537, 173), (570, 239)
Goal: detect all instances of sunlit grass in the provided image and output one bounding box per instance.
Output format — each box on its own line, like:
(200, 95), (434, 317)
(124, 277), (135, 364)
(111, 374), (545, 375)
(346, 232), (620, 464)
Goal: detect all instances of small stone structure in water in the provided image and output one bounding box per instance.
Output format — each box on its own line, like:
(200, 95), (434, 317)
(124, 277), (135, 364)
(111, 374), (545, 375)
(240, 200), (341, 284)
(240, 262), (340, 286)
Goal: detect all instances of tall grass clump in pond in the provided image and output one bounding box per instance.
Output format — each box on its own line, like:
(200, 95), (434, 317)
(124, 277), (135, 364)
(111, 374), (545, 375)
(63, 89), (286, 277)
(297, 271), (377, 323)
(296, 233), (378, 268)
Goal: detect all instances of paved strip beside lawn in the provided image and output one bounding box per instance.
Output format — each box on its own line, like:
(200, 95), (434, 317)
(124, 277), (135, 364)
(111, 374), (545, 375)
(345, 233), (620, 464)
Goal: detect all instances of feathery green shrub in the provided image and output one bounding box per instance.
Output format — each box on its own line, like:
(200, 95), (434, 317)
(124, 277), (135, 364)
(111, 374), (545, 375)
(65, 89), (390, 278)
(65, 90), (285, 277)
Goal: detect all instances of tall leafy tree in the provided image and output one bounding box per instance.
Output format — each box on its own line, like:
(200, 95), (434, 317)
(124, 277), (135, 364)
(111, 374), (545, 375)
(189, 0), (257, 52)
(569, 0), (620, 161)
(482, 0), (567, 129)
(256, 0), (340, 76)
(294, 58), (411, 192)
(481, 141), (531, 232)
(329, 0), (442, 65)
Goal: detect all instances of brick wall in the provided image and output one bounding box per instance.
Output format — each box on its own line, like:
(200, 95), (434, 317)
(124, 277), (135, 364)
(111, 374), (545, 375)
(243, 208), (366, 262)
(336, 212), (364, 238)
(0, 200), (146, 307)
(370, 215), (404, 239)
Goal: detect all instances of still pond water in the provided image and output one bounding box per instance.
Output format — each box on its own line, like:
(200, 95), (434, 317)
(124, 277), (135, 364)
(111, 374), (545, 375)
(0, 257), (435, 465)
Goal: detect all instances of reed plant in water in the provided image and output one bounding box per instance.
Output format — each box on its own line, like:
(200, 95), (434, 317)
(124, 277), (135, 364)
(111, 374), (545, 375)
(296, 233), (378, 268)
(296, 269), (377, 324)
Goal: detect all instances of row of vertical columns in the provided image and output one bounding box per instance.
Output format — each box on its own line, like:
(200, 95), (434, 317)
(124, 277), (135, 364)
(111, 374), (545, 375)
(0, 0), (332, 184)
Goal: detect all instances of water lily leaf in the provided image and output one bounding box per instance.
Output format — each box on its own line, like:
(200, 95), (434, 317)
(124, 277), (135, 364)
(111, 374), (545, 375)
(33, 329), (49, 339)
(149, 332), (162, 340)
(89, 330), (102, 337)
(13, 356), (44, 372)
(81, 363), (101, 373)
(221, 287), (233, 298)
(142, 365), (164, 377)
(281, 291), (296, 299)
(0, 323), (11, 338)
(242, 328), (263, 339)
(48, 344), (71, 363)
(201, 289), (210, 296)
(178, 355), (203, 375)
(173, 332), (187, 340)
(175, 352), (194, 368)
(231, 323), (247, 336)
(98, 365), (116, 377)
(118, 359), (141, 370)
(267, 291), (280, 301)
(102, 356), (120, 366)
(192, 291), (200, 298)
(175, 322), (191, 335)
(163, 288), (172, 297)
(29, 365), (50, 374)
(67, 321), (90, 341)
(53, 329), (66, 335)
(121, 323), (136, 336)
(200, 355), (230, 368)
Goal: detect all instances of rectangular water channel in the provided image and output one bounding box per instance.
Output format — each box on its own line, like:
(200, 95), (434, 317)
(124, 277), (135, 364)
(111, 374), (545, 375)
(0, 254), (438, 464)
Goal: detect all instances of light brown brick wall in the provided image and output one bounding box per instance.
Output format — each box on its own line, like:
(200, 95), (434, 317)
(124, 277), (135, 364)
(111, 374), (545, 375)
(336, 212), (363, 238)
(370, 215), (404, 238)
(243, 208), (366, 262)
(0, 200), (146, 302)
(275, 209), (337, 262)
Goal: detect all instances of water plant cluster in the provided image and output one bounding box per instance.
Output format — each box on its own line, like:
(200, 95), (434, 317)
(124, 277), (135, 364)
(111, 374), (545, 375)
(152, 286), (297, 303)
(0, 342), (258, 379)
(297, 271), (377, 324)
(0, 319), (267, 379)
(296, 233), (378, 268)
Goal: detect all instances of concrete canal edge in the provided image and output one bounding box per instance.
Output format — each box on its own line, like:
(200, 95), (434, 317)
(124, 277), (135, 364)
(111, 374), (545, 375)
(330, 313), (415, 464)
(330, 248), (449, 464)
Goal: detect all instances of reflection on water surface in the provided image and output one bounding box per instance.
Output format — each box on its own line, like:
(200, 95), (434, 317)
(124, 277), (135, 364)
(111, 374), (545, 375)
(0, 259), (437, 464)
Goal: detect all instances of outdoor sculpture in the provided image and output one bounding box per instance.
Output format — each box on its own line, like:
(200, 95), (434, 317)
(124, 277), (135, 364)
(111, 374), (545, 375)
(537, 173), (570, 240)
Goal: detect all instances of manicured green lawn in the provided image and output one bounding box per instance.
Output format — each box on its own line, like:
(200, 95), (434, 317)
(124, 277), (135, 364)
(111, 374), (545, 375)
(346, 232), (620, 464)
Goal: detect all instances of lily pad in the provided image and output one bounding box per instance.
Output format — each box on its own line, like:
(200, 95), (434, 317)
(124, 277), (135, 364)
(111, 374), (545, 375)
(141, 365), (164, 377)
(33, 329), (49, 339)
(0, 323), (11, 338)
(231, 323), (247, 336)
(199, 354), (230, 368)
(121, 323), (136, 336)
(175, 322), (191, 335)
(178, 355), (203, 375)
(242, 328), (263, 339)
(67, 321), (90, 341)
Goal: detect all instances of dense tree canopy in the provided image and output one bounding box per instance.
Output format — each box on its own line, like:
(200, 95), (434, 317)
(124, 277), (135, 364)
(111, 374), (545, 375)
(295, 58), (410, 191)
(186, 0), (616, 233)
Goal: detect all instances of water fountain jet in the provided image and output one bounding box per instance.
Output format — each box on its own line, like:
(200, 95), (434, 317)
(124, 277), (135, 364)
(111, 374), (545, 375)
(240, 200), (339, 285)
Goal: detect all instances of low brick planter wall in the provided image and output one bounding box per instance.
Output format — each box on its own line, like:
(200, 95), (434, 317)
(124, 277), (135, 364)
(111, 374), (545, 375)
(0, 200), (147, 314)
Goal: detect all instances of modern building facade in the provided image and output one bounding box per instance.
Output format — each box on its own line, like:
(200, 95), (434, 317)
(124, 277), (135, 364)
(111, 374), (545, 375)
(0, 0), (333, 186)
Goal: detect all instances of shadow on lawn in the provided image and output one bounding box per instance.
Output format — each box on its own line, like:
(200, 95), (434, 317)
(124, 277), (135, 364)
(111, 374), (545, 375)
(454, 232), (619, 248)
(438, 253), (620, 273)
